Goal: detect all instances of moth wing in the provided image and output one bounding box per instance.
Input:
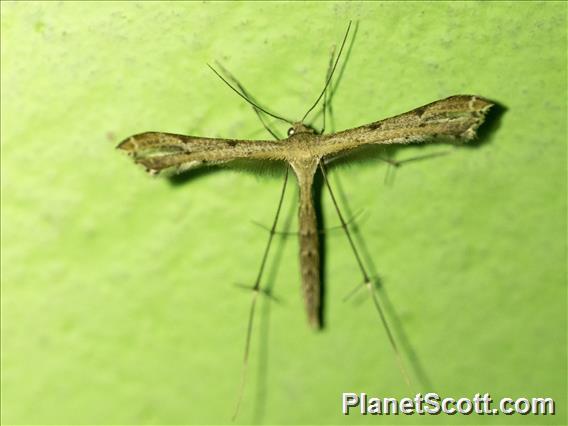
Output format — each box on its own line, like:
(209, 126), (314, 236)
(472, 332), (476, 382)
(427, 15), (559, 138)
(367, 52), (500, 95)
(318, 95), (494, 158)
(117, 132), (284, 175)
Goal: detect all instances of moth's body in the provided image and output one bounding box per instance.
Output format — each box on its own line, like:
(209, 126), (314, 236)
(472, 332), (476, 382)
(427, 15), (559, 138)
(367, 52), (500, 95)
(118, 95), (494, 329)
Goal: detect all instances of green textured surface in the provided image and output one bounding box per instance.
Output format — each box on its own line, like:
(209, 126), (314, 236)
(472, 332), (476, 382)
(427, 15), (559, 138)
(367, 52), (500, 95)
(1, 1), (566, 425)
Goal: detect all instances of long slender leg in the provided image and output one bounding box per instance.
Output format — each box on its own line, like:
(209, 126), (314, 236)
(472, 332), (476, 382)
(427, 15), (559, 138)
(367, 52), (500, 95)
(308, 23), (411, 384)
(319, 164), (369, 282)
(319, 162), (411, 386)
(313, 29), (409, 382)
(212, 63), (293, 419)
(233, 169), (289, 420)
(380, 150), (451, 185)
(317, 30), (370, 287)
(251, 209), (364, 236)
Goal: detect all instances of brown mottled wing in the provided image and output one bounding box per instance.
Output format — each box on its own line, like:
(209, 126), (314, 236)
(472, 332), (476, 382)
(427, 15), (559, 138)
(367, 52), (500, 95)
(117, 132), (287, 174)
(317, 95), (494, 158)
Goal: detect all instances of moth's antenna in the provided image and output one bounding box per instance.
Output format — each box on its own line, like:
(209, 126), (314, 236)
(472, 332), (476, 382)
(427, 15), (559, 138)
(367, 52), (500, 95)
(214, 61), (281, 140)
(320, 45), (336, 135)
(208, 64), (293, 125)
(301, 21), (352, 123)
(311, 21), (359, 124)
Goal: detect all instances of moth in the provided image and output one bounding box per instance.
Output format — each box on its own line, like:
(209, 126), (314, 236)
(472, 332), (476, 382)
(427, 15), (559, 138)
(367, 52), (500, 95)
(117, 22), (494, 417)
(117, 102), (493, 323)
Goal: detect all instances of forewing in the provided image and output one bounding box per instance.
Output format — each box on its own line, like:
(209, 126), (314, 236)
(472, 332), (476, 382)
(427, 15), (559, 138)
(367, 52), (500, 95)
(117, 132), (285, 174)
(317, 95), (494, 157)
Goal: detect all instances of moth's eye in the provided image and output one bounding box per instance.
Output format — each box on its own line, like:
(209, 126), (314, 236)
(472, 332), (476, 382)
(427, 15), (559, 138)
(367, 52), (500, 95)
(287, 127), (295, 136)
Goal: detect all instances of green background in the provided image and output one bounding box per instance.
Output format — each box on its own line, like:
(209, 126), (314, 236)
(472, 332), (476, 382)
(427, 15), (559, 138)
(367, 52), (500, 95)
(1, 1), (566, 425)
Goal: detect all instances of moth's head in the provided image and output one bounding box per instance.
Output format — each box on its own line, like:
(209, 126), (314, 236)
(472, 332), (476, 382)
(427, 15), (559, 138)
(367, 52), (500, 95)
(287, 122), (317, 137)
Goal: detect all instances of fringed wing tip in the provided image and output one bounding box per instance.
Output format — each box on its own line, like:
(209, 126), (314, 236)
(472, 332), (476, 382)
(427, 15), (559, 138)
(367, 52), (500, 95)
(471, 95), (494, 114)
(116, 138), (131, 151)
(460, 95), (495, 141)
(116, 133), (147, 153)
(116, 133), (162, 175)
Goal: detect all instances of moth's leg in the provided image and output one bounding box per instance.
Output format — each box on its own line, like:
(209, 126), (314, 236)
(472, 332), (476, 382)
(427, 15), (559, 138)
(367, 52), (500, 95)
(379, 152), (398, 186)
(233, 169), (289, 420)
(321, 151), (349, 166)
(316, 26), (372, 295)
(212, 62), (290, 419)
(313, 24), (410, 381)
(319, 163), (369, 282)
(322, 148), (450, 184)
(318, 162), (411, 386)
(252, 209), (364, 236)
(314, 25), (408, 376)
(379, 149), (452, 186)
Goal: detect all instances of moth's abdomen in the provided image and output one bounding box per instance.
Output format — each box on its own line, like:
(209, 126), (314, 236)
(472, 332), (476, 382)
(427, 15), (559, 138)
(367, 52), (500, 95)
(298, 188), (321, 329)
(291, 159), (321, 329)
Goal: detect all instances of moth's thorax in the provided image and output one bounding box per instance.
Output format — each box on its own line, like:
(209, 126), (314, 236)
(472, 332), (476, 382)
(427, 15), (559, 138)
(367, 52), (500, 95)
(287, 122), (317, 137)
